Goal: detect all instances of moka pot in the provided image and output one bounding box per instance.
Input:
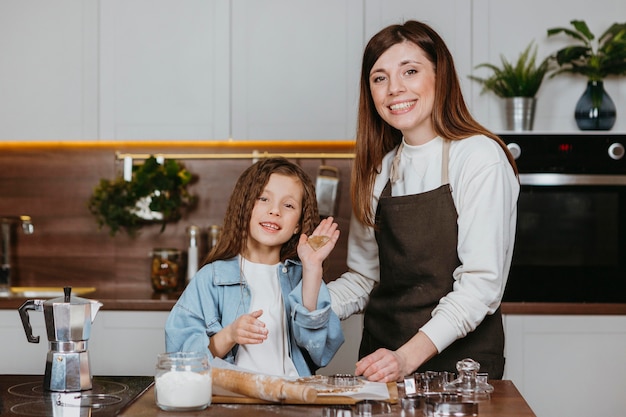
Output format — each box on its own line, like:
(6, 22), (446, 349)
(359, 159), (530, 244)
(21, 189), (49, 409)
(18, 287), (102, 391)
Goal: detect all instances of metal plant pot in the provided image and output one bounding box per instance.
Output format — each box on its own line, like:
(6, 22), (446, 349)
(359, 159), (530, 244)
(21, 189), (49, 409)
(504, 97), (536, 131)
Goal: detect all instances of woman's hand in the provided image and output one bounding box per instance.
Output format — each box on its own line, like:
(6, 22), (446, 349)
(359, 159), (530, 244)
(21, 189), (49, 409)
(355, 332), (438, 382)
(354, 348), (409, 382)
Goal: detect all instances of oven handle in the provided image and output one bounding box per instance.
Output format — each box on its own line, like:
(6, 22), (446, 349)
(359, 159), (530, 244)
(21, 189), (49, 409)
(520, 173), (626, 186)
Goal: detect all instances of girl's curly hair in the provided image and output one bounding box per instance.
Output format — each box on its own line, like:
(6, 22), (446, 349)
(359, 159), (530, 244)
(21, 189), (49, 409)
(204, 157), (319, 264)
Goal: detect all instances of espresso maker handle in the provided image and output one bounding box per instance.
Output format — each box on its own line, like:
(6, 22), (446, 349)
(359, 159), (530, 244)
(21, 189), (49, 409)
(18, 300), (41, 343)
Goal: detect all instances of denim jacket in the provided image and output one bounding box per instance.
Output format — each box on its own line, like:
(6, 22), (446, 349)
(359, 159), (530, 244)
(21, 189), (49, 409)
(165, 256), (344, 376)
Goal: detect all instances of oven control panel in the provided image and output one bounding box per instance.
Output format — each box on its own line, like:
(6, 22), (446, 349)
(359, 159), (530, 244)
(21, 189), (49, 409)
(500, 134), (626, 174)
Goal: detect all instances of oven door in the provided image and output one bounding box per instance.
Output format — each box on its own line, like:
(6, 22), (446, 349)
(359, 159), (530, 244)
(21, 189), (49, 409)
(503, 174), (626, 303)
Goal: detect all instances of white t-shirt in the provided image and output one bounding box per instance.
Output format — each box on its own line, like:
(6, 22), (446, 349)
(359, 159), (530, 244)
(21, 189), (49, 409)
(234, 259), (298, 377)
(328, 135), (520, 353)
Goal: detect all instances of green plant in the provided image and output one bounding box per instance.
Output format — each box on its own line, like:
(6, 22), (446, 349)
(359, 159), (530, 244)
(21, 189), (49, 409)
(469, 41), (550, 98)
(88, 156), (196, 236)
(547, 20), (626, 81)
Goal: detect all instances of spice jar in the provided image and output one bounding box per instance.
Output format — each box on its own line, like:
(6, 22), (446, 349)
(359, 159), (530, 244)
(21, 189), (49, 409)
(150, 248), (181, 292)
(154, 352), (212, 411)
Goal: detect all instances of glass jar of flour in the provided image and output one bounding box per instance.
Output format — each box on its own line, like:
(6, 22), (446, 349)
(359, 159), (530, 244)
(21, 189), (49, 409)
(155, 352), (212, 411)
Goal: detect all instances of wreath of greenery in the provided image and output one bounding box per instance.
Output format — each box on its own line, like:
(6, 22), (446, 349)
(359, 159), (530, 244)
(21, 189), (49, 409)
(88, 156), (196, 236)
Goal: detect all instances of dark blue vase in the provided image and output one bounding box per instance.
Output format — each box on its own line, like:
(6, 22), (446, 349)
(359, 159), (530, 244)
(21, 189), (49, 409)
(574, 80), (616, 130)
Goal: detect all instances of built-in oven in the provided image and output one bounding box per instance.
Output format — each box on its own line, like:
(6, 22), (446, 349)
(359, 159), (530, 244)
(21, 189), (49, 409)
(500, 134), (626, 303)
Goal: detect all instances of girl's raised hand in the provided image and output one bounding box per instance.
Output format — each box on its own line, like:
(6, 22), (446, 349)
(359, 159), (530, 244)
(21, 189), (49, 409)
(297, 217), (340, 266)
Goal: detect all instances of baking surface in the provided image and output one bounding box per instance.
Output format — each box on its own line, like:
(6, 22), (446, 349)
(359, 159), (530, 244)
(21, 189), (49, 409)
(119, 380), (536, 416)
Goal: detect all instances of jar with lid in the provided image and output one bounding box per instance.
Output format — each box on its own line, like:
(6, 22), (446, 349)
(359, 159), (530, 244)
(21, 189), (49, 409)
(154, 352), (212, 411)
(150, 248), (181, 292)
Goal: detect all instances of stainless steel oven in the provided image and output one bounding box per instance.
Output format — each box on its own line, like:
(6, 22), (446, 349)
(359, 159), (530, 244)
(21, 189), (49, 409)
(501, 134), (626, 303)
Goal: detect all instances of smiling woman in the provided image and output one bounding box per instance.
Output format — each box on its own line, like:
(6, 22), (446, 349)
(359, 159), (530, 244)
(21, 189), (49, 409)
(327, 20), (520, 382)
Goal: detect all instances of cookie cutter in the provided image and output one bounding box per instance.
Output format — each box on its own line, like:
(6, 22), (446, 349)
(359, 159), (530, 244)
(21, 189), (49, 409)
(443, 358), (493, 401)
(328, 374), (360, 387)
(424, 394), (478, 417)
(355, 399), (391, 415)
(321, 405), (352, 417)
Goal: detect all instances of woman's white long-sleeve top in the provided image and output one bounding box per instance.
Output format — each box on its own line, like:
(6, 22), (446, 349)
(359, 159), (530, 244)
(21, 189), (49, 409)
(327, 135), (519, 352)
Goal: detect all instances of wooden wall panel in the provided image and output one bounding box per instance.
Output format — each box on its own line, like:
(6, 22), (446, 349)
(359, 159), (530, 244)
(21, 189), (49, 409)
(1, 142), (354, 292)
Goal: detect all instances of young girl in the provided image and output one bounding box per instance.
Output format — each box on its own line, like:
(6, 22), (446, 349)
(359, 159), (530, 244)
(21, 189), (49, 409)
(165, 157), (344, 377)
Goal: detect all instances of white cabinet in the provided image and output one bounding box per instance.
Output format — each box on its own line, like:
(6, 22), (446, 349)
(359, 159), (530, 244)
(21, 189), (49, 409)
(230, 0), (363, 141)
(89, 311), (169, 376)
(503, 315), (626, 417)
(0, 310), (168, 376)
(99, 0), (231, 140)
(0, 0), (99, 140)
(1, 1), (625, 141)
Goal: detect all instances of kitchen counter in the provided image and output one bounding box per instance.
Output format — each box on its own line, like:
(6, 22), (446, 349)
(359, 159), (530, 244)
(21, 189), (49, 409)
(119, 380), (535, 417)
(0, 375), (535, 417)
(2, 285), (626, 314)
(0, 285), (181, 311)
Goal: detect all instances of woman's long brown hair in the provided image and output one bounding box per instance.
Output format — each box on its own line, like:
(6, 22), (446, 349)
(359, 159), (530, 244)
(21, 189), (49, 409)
(204, 157), (319, 265)
(352, 20), (518, 227)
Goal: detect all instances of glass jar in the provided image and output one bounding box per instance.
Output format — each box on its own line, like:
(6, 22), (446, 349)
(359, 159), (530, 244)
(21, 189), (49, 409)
(154, 352), (212, 411)
(150, 248), (181, 292)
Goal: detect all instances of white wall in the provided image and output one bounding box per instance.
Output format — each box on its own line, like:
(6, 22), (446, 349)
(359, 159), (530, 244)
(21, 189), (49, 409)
(1, 0), (625, 140)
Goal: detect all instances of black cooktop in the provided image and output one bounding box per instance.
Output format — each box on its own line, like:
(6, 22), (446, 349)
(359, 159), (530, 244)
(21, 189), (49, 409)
(0, 375), (153, 417)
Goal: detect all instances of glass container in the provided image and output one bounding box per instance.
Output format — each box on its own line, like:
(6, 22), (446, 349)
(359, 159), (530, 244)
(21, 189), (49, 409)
(154, 352), (212, 411)
(150, 248), (181, 292)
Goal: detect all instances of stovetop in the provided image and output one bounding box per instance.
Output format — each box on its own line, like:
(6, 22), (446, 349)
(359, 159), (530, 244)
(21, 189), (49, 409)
(0, 375), (153, 417)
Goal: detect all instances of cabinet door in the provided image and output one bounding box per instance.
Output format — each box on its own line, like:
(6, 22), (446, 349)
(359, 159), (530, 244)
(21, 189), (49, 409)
(230, 0), (363, 140)
(0, 310), (48, 374)
(504, 315), (626, 417)
(0, 0), (99, 140)
(99, 0), (230, 140)
(89, 311), (169, 376)
(0, 310), (168, 376)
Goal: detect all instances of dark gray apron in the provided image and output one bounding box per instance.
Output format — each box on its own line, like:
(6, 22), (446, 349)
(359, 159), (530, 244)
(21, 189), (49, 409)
(360, 140), (505, 378)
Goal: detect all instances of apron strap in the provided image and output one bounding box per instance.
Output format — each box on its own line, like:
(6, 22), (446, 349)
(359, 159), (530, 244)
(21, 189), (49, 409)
(390, 142), (403, 184)
(441, 139), (450, 185)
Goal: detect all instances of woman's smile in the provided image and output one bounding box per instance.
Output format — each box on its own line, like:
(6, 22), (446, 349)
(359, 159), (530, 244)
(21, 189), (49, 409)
(389, 100), (417, 113)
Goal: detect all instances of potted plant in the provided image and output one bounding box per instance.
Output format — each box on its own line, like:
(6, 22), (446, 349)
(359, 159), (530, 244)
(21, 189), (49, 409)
(547, 20), (626, 130)
(88, 156), (196, 236)
(469, 41), (550, 131)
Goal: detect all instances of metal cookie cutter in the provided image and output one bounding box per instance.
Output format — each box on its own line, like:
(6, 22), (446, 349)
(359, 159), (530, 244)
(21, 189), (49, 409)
(328, 374), (360, 387)
(424, 394), (478, 417)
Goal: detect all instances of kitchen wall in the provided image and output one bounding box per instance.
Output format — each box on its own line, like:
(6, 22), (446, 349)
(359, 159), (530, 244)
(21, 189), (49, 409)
(0, 0), (625, 141)
(0, 141), (354, 290)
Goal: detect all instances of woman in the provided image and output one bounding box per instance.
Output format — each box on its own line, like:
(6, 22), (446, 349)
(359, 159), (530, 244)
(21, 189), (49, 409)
(327, 20), (519, 382)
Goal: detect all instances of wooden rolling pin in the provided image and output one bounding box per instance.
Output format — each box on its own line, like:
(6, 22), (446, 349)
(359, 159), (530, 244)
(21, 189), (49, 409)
(212, 367), (317, 403)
